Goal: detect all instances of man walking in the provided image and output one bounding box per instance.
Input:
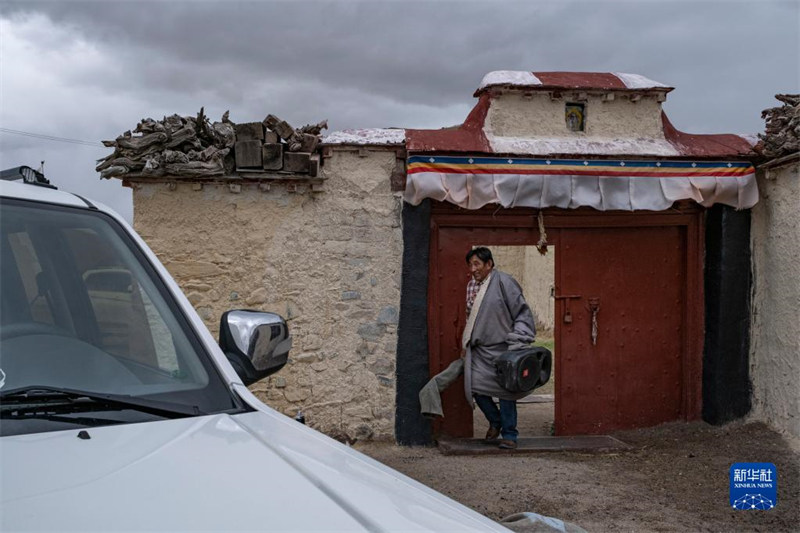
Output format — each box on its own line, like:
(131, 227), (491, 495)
(462, 247), (536, 449)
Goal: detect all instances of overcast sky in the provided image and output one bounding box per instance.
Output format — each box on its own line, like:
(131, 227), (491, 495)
(1, 0), (797, 221)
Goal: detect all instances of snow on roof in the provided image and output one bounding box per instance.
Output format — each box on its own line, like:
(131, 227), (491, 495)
(479, 71), (542, 90)
(612, 72), (669, 90)
(322, 128), (405, 146)
(739, 133), (760, 147)
(476, 71), (672, 94)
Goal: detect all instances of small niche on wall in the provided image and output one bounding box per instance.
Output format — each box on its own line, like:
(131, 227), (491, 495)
(565, 103), (585, 132)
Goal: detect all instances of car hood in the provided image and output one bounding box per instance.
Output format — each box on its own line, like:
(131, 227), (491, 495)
(0, 409), (508, 532)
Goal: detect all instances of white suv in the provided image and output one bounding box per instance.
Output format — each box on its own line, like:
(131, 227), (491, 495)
(0, 172), (507, 532)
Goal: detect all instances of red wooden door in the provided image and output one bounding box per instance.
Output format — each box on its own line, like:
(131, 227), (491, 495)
(429, 205), (702, 438)
(430, 225), (538, 438)
(555, 226), (687, 435)
(429, 227), (472, 438)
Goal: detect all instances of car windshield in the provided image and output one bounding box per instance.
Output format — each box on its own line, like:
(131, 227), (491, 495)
(0, 198), (237, 436)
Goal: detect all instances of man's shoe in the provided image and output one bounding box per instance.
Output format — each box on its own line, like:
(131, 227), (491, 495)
(485, 427), (500, 442)
(498, 439), (517, 450)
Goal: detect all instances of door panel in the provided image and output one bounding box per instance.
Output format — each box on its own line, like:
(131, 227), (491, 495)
(428, 206), (700, 439)
(430, 227), (472, 437)
(430, 226), (538, 438)
(556, 226), (685, 434)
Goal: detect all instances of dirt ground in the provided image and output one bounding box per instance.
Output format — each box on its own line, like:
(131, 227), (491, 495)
(355, 403), (799, 532)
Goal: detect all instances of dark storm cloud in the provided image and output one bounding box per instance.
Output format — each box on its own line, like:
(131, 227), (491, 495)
(1, 1), (797, 219)
(6, 1), (797, 131)
(4, 1), (546, 110)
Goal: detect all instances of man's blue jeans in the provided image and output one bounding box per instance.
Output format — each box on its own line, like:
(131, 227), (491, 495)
(473, 394), (518, 441)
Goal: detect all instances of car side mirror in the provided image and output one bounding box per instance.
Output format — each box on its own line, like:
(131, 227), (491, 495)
(218, 310), (292, 386)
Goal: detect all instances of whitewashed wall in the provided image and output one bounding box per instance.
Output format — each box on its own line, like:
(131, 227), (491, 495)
(487, 93), (665, 139)
(749, 159), (800, 439)
(490, 246), (555, 335)
(131, 149), (403, 440)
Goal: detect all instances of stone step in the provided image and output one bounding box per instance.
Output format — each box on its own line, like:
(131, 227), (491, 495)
(437, 435), (631, 455)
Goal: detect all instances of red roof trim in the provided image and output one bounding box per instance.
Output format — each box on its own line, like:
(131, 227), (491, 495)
(405, 93), (492, 153)
(661, 112), (755, 158)
(536, 72), (626, 90)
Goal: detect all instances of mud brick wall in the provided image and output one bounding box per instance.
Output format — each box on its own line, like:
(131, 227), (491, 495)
(131, 149), (403, 441)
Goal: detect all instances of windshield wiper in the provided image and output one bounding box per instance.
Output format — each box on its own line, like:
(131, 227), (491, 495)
(1, 410), (129, 427)
(0, 385), (204, 419)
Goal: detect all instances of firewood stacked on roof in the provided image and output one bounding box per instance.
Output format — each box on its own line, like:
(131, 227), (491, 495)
(222, 115), (327, 176)
(96, 108), (235, 179)
(758, 94), (800, 159)
(236, 115), (327, 176)
(96, 110), (328, 180)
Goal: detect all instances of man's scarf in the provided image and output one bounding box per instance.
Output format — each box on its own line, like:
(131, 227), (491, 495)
(462, 271), (492, 349)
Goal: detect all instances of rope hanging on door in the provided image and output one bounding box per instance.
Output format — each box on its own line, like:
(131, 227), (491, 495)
(587, 298), (601, 346)
(536, 211), (549, 255)
(590, 306), (600, 346)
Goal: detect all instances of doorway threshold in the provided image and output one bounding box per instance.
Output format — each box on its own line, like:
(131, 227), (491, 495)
(436, 435), (631, 455)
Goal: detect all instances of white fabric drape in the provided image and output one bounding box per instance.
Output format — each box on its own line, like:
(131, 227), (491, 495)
(404, 172), (759, 211)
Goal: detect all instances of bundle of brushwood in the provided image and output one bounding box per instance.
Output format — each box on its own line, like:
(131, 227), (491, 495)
(758, 94), (800, 159)
(96, 108), (235, 179)
(98, 110), (328, 179)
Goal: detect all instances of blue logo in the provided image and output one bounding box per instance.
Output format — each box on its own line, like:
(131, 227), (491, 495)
(730, 463), (777, 510)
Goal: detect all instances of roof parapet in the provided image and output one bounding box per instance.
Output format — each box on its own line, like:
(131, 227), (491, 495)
(475, 71), (674, 97)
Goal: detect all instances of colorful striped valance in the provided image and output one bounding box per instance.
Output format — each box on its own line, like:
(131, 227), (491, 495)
(404, 155), (758, 211)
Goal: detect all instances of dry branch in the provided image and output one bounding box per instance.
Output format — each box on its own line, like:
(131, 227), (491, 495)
(758, 94), (800, 159)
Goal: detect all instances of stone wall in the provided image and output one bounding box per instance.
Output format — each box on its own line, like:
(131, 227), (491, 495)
(131, 148), (403, 440)
(749, 159), (800, 439)
(490, 245), (555, 335)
